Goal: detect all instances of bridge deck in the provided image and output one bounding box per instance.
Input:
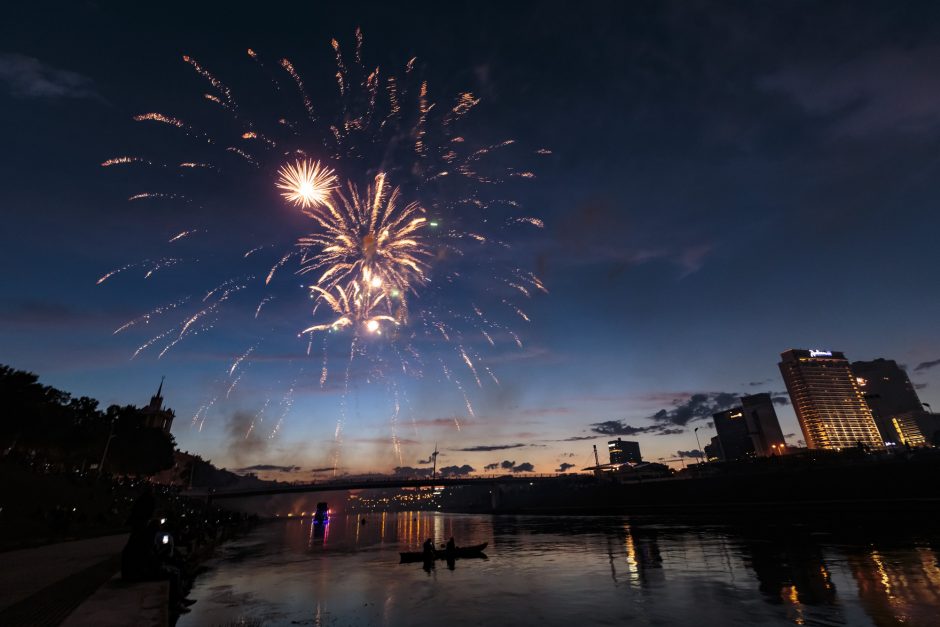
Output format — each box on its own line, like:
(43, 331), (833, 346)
(196, 474), (568, 499)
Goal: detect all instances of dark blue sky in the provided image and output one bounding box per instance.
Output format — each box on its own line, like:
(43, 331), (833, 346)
(2, 1), (939, 477)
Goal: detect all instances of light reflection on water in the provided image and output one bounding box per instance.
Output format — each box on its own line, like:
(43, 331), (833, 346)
(180, 512), (940, 627)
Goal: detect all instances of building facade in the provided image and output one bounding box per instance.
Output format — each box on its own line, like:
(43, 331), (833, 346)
(741, 393), (787, 456)
(141, 377), (175, 434)
(608, 438), (642, 464)
(711, 393), (787, 461)
(713, 408), (753, 461)
(851, 358), (924, 445)
(779, 349), (883, 450)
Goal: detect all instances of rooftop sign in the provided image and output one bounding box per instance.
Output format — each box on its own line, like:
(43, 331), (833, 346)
(809, 349), (833, 358)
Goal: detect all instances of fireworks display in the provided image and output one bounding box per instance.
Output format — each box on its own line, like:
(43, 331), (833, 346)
(99, 30), (547, 470)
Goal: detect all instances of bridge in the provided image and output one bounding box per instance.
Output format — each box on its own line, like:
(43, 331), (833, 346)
(194, 473), (569, 501)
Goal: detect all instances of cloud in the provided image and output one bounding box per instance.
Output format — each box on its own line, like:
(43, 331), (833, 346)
(417, 456), (434, 465)
(556, 463), (575, 472)
(484, 462), (500, 471)
(676, 450), (704, 459)
(493, 460), (535, 473)
(590, 421), (663, 436)
(0, 53), (100, 100)
(308, 467), (335, 473)
(393, 465), (474, 477)
(235, 464), (300, 474)
(648, 392), (740, 427)
(759, 45), (940, 138)
(438, 465), (475, 477)
(591, 392), (743, 437)
(748, 379), (771, 386)
(655, 428), (684, 436)
(772, 394), (790, 406)
(552, 435), (603, 442)
(915, 359), (940, 372)
(453, 443), (528, 452)
(915, 383), (928, 390)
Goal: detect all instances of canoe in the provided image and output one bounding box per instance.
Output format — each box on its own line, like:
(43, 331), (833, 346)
(399, 542), (488, 563)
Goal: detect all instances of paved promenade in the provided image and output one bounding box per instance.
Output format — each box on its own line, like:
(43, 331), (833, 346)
(0, 534), (131, 625)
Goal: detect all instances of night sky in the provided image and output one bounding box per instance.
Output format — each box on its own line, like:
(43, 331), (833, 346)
(2, 1), (940, 479)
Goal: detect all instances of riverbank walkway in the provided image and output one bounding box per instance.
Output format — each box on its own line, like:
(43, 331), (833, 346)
(0, 533), (166, 626)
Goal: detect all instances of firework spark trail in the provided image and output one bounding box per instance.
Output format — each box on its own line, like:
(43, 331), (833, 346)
(246, 397), (271, 439)
(244, 244), (272, 258)
(132, 329), (173, 359)
(459, 346), (482, 388)
(229, 345), (255, 376)
(203, 276), (249, 302)
(331, 337), (358, 475)
(270, 375), (299, 440)
(226, 372), (244, 398)
(320, 334), (329, 386)
(169, 229), (200, 243)
(114, 297), (190, 334)
(225, 146), (258, 166)
(265, 252), (295, 285)
(331, 38), (348, 97)
(279, 58), (315, 121)
(247, 48), (282, 92)
(182, 54), (238, 112)
(254, 296), (274, 319)
(241, 131), (277, 148)
(158, 284), (246, 358)
(438, 360), (470, 424)
(128, 192), (189, 202)
(97, 263), (134, 285)
(133, 113), (214, 144)
(101, 156), (152, 167)
(193, 395), (218, 431)
(179, 162), (220, 171)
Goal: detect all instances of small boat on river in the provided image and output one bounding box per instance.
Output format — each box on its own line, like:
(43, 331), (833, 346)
(399, 542), (488, 563)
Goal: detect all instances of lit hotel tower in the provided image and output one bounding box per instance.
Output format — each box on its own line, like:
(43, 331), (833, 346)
(779, 349), (883, 450)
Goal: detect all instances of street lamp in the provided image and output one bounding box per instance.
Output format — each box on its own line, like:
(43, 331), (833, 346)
(694, 427), (704, 464)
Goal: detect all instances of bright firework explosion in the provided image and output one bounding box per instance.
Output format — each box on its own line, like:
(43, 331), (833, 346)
(99, 30), (548, 472)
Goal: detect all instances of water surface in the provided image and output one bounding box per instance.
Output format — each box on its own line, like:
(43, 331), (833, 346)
(180, 512), (940, 626)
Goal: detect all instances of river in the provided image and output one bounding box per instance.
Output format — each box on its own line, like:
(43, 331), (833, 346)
(179, 511), (940, 626)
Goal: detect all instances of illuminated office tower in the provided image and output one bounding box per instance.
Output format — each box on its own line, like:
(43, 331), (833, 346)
(778, 349), (883, 450)
(851, 358), (923, 445)
(607, 438), (642, 464)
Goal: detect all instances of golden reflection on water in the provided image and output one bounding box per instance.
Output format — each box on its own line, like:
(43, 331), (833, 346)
(181, 513), (940, 627)
(849, 546), (940, 626)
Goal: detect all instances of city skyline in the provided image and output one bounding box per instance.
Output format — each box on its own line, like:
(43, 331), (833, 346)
(2, 2), (940, 480)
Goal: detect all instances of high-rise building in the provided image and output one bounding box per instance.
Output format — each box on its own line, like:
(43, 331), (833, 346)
(711, 393), (787, 461)
(713, 408), (753, 461)
(741, 393), (787, 456)
(608, 438), (642, 464)
(779, 349), (883, 450)
(851, 358), (923, 445)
